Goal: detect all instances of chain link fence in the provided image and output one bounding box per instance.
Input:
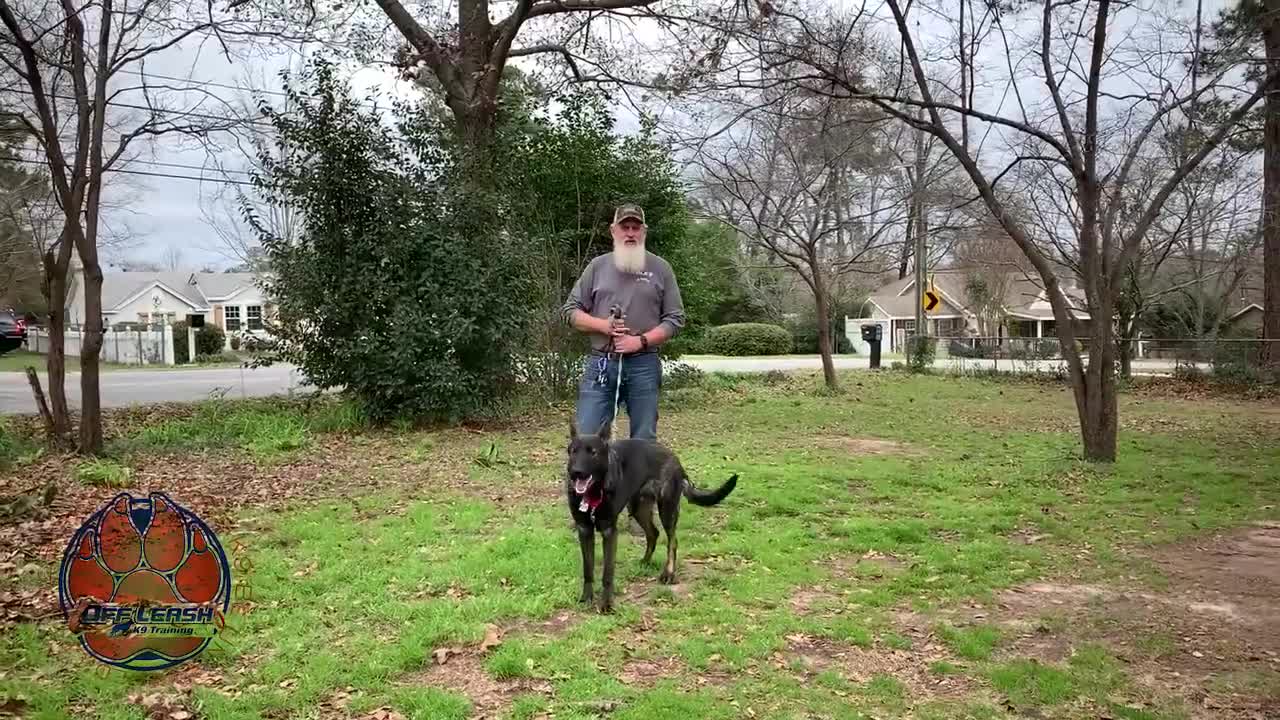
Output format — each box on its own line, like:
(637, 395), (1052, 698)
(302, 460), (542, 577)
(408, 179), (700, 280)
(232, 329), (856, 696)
(922, 335), (1278, 381)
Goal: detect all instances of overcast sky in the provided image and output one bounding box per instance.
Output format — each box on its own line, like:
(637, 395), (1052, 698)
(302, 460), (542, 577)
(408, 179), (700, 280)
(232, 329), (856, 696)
(81, 0), (1237, 273)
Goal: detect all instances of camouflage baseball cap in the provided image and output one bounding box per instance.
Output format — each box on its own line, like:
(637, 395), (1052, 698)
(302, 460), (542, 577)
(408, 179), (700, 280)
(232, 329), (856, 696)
(613, 203), (645, 224)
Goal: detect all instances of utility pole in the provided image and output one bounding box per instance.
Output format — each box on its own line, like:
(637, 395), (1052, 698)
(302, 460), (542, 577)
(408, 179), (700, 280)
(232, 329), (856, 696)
(913, 105), (929, 340)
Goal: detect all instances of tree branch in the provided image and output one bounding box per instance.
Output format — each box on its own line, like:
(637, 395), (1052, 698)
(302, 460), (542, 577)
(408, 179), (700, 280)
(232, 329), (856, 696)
(1112, 70), (1278, 290)
(509, 42), (583, 80)
(526, 0), (658, 19)
(372, 0), (459, 93)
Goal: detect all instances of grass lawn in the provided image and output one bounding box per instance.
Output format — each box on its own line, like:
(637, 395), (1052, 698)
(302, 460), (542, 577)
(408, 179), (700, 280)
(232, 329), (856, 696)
(1, 369), (1278, 719)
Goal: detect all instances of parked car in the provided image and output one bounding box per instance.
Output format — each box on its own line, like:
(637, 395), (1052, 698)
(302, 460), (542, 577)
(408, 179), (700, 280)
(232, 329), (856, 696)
(0, 309), (27, 355)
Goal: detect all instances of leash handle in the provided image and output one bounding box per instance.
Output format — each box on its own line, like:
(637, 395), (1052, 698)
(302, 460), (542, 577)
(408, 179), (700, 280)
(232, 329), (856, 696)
(608, 304), (624, 438)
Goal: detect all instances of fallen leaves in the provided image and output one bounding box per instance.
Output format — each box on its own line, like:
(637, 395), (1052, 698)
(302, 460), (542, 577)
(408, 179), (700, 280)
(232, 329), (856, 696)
(432, 622), (504, 667)
(124, 692), (194, 720)
(479, 623), (503, 653)
(0, 582), (61, 627)
(356, 708), (405, 720)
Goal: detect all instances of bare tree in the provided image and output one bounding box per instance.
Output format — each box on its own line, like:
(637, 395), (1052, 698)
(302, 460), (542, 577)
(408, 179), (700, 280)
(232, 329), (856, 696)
(694, 83), (901, 389)
(0, 0), (310, 453)
(197, 62), (305, 269)
(674, 0), (1274, 460)
(1201, 0), (1280, 367)
(161, 244), (184, 271)
(949, 220), (1030, 338)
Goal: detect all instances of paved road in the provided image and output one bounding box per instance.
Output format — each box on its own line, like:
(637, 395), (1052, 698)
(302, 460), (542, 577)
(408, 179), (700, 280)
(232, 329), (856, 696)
(0, 364), (313, 413)
(0, 355), (1191, 413)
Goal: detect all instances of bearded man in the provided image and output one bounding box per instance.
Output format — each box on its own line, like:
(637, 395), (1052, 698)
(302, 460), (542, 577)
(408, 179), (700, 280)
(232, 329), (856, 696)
(561, 202), (686, 441)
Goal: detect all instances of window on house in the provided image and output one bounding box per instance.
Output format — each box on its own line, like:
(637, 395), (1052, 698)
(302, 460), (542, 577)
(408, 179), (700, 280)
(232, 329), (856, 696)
(225, 306), (241, 331)
(247, 305), (263, 331)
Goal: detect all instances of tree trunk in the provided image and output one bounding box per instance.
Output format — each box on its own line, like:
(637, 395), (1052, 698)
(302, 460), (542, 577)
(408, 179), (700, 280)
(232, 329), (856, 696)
(25, 366), (56, 441)
(1118, 316), (1134, 380)
(77, 255), (104, 454)
(1263, 0), (1280, 367)
(813, 272), (838, 390)
(1077, 291), (1119, 462)
(40, 243), (73, 447)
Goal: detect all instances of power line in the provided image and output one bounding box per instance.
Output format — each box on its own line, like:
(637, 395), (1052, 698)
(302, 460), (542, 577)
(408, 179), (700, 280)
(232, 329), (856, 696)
(112, 67), (404, 114)
(4, 87), (274, 129)
(1, 155), (257, 187)
(11, 153), (253, 176)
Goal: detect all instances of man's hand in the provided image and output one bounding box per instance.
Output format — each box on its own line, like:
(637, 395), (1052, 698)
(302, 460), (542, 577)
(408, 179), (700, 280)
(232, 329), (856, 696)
(572, 310), (628, 336)
(613, 334), (645, 354)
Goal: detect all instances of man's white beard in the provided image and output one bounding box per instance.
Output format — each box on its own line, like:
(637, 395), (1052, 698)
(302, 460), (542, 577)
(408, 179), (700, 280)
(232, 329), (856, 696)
(613, 241), (647, 273)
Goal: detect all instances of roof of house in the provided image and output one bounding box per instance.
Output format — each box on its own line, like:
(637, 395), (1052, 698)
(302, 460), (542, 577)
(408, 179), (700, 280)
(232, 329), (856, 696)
(87, 271), (268, 313)
(863, 267), (1091, 320)
(193, 273), (263, 300)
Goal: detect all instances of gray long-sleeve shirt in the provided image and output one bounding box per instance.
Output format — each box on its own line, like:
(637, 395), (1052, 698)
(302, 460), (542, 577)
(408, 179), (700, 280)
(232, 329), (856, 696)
(561, 251), (686, 353)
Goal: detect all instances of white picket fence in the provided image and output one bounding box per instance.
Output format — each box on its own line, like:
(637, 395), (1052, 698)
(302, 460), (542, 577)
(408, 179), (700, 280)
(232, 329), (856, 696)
(25, 324), (177, 366)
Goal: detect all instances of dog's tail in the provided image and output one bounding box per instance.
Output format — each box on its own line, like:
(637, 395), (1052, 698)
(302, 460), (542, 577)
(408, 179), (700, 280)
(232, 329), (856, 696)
(683, 473), (738, 507)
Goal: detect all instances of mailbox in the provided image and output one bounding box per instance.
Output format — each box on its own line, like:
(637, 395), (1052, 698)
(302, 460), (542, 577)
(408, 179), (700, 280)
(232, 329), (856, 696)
(861, 323), (883, 369)
(188, 314), (205, 328)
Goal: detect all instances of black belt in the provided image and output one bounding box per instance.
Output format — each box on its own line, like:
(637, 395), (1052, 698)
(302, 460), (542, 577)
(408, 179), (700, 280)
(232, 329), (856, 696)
(590, 348), (656, 357)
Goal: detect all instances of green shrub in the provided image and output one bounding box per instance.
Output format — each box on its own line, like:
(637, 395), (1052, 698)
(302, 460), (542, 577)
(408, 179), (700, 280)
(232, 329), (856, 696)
(663, 361), (705, 390)
(906, 335), (936, 372)
(786, 316), (853, 354)
(704, 323), (793, 356)
(76, 459), (132, 488)
(244, 60), (535, 425)
(517, 351), (587, 401)
(173, 321), (227, 364)
(0, 418), (39, 471)
(1211, 339), (1264, 385)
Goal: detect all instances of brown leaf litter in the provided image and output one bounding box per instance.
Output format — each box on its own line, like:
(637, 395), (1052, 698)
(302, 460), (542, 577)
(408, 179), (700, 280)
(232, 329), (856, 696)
(890, 521), (1280, 719)
(780, 632), (977, 700)
(812, 436), (920, 456)
(401, 649), (552, 720)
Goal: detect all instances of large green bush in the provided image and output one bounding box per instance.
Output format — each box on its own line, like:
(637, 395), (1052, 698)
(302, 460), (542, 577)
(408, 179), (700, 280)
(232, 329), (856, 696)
(244, 60), (535, 424)
(704, 323), (793, 356)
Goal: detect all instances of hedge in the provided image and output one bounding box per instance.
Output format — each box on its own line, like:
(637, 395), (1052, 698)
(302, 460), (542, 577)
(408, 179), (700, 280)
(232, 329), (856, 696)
(704, 323), (793, 356)
(172, 321), (227, 364)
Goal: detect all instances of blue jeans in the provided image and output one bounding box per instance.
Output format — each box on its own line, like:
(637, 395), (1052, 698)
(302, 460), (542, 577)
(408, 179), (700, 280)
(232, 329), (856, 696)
(576, 351), (661, 440)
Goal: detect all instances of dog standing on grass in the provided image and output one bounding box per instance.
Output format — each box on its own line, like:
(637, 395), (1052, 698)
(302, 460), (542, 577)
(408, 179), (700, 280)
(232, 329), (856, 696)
(566, 418), (738, 613)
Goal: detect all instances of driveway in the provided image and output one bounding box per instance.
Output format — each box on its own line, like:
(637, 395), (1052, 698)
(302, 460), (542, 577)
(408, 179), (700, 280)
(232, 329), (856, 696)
(0, 354), (1193, 414)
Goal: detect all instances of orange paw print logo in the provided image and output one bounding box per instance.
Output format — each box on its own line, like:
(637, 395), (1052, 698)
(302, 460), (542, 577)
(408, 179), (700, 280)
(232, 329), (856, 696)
(58, 491), (231, 671)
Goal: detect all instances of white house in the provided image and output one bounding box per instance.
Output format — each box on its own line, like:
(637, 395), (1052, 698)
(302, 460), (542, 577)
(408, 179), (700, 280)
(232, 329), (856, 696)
(65, 271), (275, 349)
(846, 268), (1094, 353)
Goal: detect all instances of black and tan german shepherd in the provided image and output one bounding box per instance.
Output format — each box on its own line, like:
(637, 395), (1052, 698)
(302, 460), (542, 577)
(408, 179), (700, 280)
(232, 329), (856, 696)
(566, 419), (738, 613)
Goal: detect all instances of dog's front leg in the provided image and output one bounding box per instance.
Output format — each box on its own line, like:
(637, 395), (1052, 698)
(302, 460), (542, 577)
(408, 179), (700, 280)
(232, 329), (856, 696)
(576, 522), (595, 605)
(599, 523), (617, 614)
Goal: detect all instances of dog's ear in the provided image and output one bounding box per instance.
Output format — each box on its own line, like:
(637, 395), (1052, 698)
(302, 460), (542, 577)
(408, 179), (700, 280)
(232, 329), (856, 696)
(596, 418), (612, 441)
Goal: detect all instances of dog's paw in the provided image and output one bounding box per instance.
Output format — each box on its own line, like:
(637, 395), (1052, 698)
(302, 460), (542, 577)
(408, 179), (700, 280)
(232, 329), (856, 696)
(658, 569), (676, 584)
(597, 599), (614, 614)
